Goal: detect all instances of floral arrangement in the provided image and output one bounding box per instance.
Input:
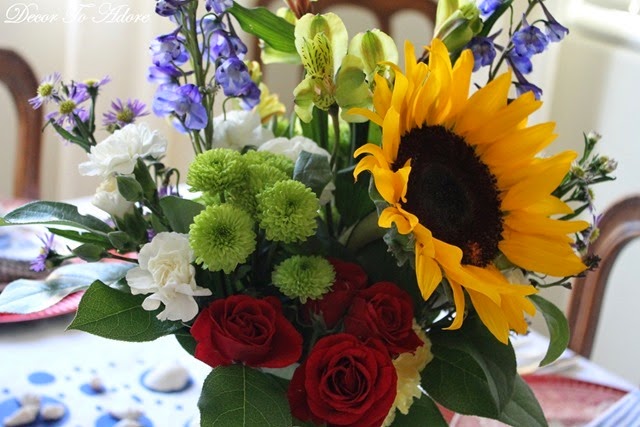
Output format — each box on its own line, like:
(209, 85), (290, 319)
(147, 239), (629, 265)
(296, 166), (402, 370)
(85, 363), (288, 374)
(0, 0), (617, 425)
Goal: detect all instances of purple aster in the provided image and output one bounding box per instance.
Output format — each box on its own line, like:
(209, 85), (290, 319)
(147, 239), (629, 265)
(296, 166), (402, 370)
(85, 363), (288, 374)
(150, 28), (189, 67)
(152, 83), (208, 130)
(147, 64), (182, 84)
(205, 0), (233, 14)
(29, 72), (61, 109)
(478, 0), (505, 18)
(466, 36), (498, 72)
(30, 234), (56, 272)
(511, 17), (549, 57)
(78, 75), (111, 92)
(155, 0), (190, 17)
(45, 82), (90, 129)
(538, 1), (569, 43)
(507, 51), (532, 74)
(102, 98), (150, 128)
(215, 57), (254, 97)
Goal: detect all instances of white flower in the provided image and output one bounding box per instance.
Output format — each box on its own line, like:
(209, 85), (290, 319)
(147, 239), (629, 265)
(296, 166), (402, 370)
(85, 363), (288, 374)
(259, 136), (335, 205)
(79, 123), (167, 177)
(126, 232), (211, 322)
(91, 176), (135, 219)
(213, 110), (274, 151)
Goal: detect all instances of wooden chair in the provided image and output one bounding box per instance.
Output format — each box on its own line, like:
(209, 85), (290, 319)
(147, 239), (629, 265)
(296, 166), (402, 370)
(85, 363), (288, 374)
(0, 49), (43, 200)
(567, 196), (640, 358)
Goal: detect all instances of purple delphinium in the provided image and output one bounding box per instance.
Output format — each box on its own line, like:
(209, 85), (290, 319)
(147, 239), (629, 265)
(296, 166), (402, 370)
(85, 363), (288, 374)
(478, 0), (505, 18)
(205, 0), (233, 14)
(103, 99), (150, 129)
(30, 234), (56, 272)
(511, 17), (549, 57)
(510, 58), (543, 100)
(45, 82), (90, 129)
(215, 57), (254, 97)
(199, 15), (226, 35)
(466, 35), (498, 72)
(155, 0), (190, 17)
(29, 72), (61, 109)
(147, 64), (182, 84)
(507, 51), (533, 74)
(239, 82), (261, 110)
(538, 1), (569, 42)
(152, 83), (208, 130)
(150, 29), (189, 67)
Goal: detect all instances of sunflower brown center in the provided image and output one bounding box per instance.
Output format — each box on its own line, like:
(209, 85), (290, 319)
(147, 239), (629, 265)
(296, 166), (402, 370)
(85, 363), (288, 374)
(392, 125), (503, 267)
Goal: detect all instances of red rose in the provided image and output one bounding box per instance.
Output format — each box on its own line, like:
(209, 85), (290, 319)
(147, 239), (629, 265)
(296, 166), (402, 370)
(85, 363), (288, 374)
(191, 295), (302, 368)
(288, 334), (397, 427)
(344, 282), (422, 356)
(304, 258), (368, 328)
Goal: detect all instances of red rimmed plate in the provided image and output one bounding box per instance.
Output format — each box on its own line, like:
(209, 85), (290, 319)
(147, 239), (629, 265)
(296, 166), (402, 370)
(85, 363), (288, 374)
(450, 375), (628, 427)
(0, 292), (83, 323)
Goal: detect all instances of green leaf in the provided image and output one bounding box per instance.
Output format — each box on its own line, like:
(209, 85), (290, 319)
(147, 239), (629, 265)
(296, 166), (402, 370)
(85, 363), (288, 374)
(134, 158), (159, 197)
(175, 328), (197, 357)
(3, 201), (112, 234)
(49, 120), (90, 149)
(530, 294), (570, 367)
(335, 166), (375, 227)
(116, 175), (144, 202)
(68, 281), (181, 341)
(421, 315), (517, 418)
(198, 365), (292, 427)
(497, 375), (547, 427)
(115, 211), (148, 244)
(47, 227), (112, 247)
(392, 395), (449, 426)
(159, 196), (205, 234)
(72, 244), (106, 262)
(0, 262), (134, 314)
(293, 151), (333, 199)
(228, 3), (296, 54)
(108, 231), (136, 252)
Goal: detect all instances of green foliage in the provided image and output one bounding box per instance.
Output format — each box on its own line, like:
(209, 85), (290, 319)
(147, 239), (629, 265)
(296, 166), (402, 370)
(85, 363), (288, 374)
(228, 3), (296, 54)
(293, 151), (333, 199)
(530, 294), (570, 367)
(3, 201), (112, 234)
(198, 365), (292, 427)
(159, 196), (205, 234)
(497, 375), (547, 427)
(116, 175), (144, 202)
(69, 281), (181, 342)
(174, 328), (197, 357)
(72, 244), (106, 262)
(392, 395), (448, 426)
(47, 227), (112, 247)
(0, 262), (134, 314)
(334, 166), (374, 228)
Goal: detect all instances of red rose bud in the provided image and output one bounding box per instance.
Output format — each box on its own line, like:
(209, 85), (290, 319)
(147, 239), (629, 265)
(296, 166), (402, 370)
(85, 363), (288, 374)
(288, 334), (397, 427)
(304, 258), (368, 329)
(191, 295), (302, 368)
(344, 282), (423, 356)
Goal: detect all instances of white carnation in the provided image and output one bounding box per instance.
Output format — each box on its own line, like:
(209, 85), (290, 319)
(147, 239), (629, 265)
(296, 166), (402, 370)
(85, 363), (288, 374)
(79, 123), (168, 177)
(91, 176), (134, 219)
(212, 110), (274, 151)
(126, 232), (211, 322)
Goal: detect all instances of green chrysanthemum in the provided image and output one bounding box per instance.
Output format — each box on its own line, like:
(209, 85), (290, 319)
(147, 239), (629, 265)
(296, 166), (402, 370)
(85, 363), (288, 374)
(227, 163), (290, 215)
(257, 180), (319, 243)
(244, 150), (294, 177)
(272, 255), (335, 303)
(189, 204), (256, 274)
(187, 148), (246, 194)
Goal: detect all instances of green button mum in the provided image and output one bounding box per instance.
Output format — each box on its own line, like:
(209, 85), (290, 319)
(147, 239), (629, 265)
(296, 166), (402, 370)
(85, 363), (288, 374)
(272, 255), (335, 303)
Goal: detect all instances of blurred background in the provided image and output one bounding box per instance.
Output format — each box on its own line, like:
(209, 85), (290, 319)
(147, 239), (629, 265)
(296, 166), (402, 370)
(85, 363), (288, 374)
(0, 0), (638, 382)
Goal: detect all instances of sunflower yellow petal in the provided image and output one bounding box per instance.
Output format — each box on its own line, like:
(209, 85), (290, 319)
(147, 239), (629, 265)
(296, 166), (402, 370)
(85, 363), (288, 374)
(444, 280), (466, 330)
(372, 73), (392, 120)
(415, 249), (443, 300)
(523, 196), (574, 216)
(446, 49), (473, 123)
(467, 288), (510, 344)
(479, 122), (557, 170)
(354, 143), (391, 174)
(379, 206), (418, 234)
(348, 107), (383, 126)
(382, 108), (401, 163)
(504, 211), (589, 238)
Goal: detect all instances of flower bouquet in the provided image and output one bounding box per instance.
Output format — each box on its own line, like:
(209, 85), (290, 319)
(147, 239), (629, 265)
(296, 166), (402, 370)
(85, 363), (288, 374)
(0, 0), (617, 425)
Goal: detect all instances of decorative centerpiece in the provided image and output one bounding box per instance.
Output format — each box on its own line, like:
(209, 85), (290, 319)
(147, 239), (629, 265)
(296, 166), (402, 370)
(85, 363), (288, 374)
(0, 0), (616, 425)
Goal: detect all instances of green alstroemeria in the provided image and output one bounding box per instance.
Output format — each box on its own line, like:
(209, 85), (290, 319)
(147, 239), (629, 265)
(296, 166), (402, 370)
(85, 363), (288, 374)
(347, 29), (398, 82)
(434, 0), (483, 53)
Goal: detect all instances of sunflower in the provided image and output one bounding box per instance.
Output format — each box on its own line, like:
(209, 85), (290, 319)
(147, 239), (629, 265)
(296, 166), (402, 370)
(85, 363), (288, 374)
(352, 39), (588, 343)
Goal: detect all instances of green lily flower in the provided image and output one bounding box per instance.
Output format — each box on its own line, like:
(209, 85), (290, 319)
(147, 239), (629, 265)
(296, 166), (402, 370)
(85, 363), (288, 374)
(434, 0), (483, 53)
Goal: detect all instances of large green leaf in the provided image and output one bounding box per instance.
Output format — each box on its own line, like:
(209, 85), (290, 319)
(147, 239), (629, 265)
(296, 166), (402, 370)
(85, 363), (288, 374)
(228, 3), (296, 54)
(530, 294), (570, 367)
(47, 227), (113, 247)
(392, 395), (449, 426)
(0, 262), (134, 314)
(68, 281), (181, 342)
(422, 315), (517, 418)
(198, 365), (292, 427)
(334, 166), (375, 228)
(159, 196), (204, 234)
(293, 151), (333, 199)
(3, 201), (112, 234)
(497, 375), (548, 427)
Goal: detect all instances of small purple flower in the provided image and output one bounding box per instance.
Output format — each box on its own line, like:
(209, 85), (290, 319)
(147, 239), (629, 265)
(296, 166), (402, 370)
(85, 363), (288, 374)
(208, 30), (235, 60)
(239, 81), (261, 110)
(478, 0), (505, 18)
(147, 64), (182, 84)
(205, 0), (233, 14)
(29, 72), (61, 109)
(539, 1), (569, 43)
(103, 99), (150, 128)
(466, 36), (497, 72)
(507, 51), (532, 74)
(510, 58), (543, 100)
(155, 0), (189, 17)
(78, 76), (111, 92)
(511, 17), (549, 57)
(229, 35), (248, 59)
(152, 83), (208, 130)
(199, 15), (226, 35)
(150, 29), (189, 67)
(45, 82), (90, 129)
(30, 234), (56, 272)
(215, 57), (254, 97)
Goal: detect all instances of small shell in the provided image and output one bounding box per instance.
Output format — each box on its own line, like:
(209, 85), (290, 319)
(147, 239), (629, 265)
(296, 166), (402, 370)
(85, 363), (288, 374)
(108, 406), (143, 421)
(40, 403), (65, 421)
(113, 419), (142, 427)
(3, 405), (39, 426)
(89, 376), (106, 393)
(142, 361), (191, 392)
(18, 393), (40, 407)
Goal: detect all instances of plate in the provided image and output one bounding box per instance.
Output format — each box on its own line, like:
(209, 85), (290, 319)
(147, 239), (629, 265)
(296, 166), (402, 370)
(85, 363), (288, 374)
(0, 292), (83, 323)
(450, 375), (628, 427)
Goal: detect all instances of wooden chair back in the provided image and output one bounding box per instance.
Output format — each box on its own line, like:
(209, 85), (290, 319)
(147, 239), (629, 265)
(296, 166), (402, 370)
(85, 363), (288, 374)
(567, 195), (640, 358)
(0, 49), (43, 200)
